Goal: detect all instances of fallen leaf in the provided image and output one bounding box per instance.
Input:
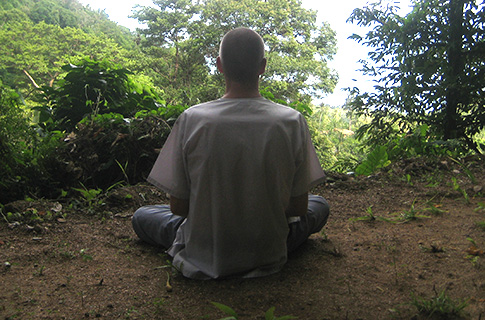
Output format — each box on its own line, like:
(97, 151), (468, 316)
(466, 245), (484, 256)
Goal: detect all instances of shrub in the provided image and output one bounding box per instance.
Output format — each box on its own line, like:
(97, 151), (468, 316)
(34, 57), (165, 132)
(0, 81), (37, 204)
(52, 113), (172, 190)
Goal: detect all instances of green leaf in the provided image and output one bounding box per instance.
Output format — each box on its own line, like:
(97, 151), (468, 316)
(265, 306), (275, 320)
(355, 145), (391, 176)
(211, 302), (239, 318)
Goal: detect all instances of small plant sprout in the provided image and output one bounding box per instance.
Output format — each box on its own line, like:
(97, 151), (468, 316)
(37, 265), (46, 276)
(419, 242), (445, 253)
(410, 288), (469, 318)
(72, 183), (104, 210)
(389, 198), (431, 223)
(475, 201), (485, 212)
(211, 302), (297, 320)
(349, 206), (376, 222)
(405, 173), (413, 186)
(79, 249), (93, 261)
(467, 237), (477, 246)
(450, 177), (470, 204)
(115, 159), (130, 184)
(465, 237), (483, 267)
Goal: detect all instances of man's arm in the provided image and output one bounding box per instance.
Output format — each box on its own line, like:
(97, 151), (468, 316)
(170, 195), (189, 218)
(285, 192), (308, 217)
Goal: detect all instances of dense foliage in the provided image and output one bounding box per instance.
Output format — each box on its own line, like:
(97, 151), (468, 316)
(34, 58), (165, 131)
(132, 0), (338, 105)
(347, 0), (485, 154)
(308, 105), (366, 172)
(3, 0), (484, 207)
(0, 81), (35, 203)
(0, 0), (135, 48)
(0, 0), (341, 205)
(0, 8), (136, 103)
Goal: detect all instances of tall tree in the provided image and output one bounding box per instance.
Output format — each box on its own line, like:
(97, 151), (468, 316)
(133, 0), (211, 105)
(132, 0), (338, 105)
(347, 0), (485, 152)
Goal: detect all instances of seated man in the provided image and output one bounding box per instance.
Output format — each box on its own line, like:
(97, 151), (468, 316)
(132, 27), (330, 280)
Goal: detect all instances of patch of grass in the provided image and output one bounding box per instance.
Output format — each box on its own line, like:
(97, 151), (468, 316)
(423, 198), (447, 215)
(389, 199), (431, 223)
(349, 206), (391, 223)
(410, 289), (468, 319)
(211, 302), (297, 320)
(349, 206), (376, 222)
(72, 183), (105, 214)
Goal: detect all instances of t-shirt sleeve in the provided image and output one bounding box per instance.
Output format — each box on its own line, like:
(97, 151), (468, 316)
(147, 113), (190, 199)
(291, 116), (326, 196)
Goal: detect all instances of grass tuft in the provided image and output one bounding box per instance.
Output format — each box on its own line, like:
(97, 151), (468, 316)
(410, 289), (468, 319)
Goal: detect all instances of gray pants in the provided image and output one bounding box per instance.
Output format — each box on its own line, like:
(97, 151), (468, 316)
(132, 195), (329, 253)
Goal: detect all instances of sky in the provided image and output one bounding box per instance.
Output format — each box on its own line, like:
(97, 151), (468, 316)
(78, 0), (413, 107)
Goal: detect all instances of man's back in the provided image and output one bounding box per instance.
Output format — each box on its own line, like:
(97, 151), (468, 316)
(148, 97), (323, 279)
(133, 28), (328, 280)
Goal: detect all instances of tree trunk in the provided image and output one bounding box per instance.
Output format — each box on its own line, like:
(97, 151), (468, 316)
(444, 0), (465, 140)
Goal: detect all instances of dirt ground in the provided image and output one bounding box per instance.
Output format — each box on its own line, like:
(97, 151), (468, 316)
(1, 157), (484, 320)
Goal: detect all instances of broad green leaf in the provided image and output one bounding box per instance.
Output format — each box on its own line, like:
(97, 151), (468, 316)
(211, 302), (239, 318)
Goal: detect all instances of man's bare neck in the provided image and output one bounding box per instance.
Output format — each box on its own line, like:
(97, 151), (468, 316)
(223, 81), (261, 99)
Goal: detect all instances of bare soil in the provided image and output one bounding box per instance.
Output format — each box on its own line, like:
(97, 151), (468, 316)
(1, 157), (485, 320)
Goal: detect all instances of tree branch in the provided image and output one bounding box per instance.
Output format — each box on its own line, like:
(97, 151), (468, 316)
(23, 70), (40, 89)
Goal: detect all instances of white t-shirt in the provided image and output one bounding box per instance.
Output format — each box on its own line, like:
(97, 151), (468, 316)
(147, 97), (325, 279)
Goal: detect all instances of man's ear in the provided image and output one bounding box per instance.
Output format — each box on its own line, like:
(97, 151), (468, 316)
(216, 56), (224, 74)
(258, 58), (267, 75)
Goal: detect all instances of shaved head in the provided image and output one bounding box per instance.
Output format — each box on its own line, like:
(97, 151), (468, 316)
(219, 28), (265, 84)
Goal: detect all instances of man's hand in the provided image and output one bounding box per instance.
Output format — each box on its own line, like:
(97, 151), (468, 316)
(170, 195), (189, 218)
(285, 192), (308, 217)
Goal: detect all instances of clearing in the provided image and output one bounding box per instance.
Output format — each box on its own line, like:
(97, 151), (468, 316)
(1, 157), (484, 319)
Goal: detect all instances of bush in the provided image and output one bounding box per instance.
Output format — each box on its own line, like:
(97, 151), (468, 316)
(0, 82), (37, 204)
(34, 57), (165, 132)
(52, 113), (173, 190)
